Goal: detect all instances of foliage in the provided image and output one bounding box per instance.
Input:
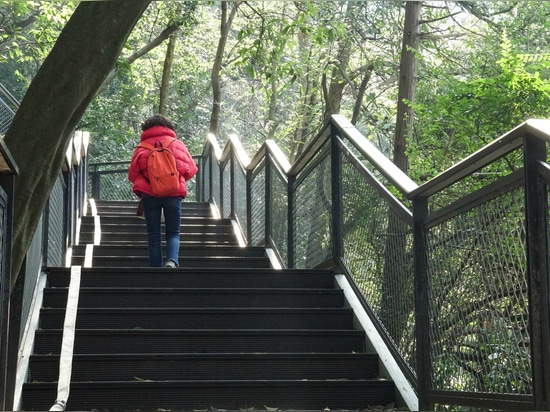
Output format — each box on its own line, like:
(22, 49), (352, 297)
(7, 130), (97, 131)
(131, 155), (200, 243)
(1, 1), (549, 406)
(0, 1), (76, 99)
(409, 33), (550, 184)
(80, 1), (201, 163)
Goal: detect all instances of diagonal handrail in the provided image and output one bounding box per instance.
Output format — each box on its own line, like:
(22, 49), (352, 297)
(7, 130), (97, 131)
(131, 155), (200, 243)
(409, 119), (550, 198)
(49, 265), (82, 411)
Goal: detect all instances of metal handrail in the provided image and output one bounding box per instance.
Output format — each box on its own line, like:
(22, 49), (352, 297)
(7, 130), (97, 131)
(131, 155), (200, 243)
(409, 119), (550, 198)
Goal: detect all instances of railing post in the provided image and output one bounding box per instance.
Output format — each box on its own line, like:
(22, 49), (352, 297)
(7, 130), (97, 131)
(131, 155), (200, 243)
(330, 124), (344, 266)
(412, 196), (432, 411)
(524, 134), (550, 410)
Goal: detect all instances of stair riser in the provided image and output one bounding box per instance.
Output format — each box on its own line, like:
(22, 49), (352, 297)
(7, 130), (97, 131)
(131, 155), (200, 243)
(22, 381), (395, 411)
(70, 246), (266, 258)
(70, 257), (272, 268)
(39, 310), (354, 330)
(78, 233), (237, 244)
(80, 223), (235, 234)
(93, 202), (211, 215)
(28, 354), (379, 381)
(33, 330), (366, 354)
(46, 269), (336, 289)
(42, 290), (344, 308)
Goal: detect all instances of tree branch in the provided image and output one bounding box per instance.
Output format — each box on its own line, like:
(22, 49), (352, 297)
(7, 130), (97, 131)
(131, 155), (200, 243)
(96, 23), (181, 96)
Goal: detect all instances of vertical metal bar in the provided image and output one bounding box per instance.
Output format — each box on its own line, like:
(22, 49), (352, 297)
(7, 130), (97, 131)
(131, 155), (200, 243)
(287, 175), (296, 269)
(412, 196), (432, 411)
(524, 134), (550, 410)
(330, 125), (343, 265)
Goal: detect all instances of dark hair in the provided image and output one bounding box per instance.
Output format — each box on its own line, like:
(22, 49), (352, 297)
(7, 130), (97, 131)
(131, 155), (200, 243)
(141, 114), (175, 131)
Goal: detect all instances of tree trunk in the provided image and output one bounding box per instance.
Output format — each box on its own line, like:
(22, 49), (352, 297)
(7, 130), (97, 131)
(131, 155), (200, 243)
(379, 0), (421, 347)
(209, 1), (240, 136)
(159, 32), (177, 115)
(351, 63), (375, 125)
(393, 1), (421, 172)
(322, 39), (352, 122)
(4, 0), (151, 286)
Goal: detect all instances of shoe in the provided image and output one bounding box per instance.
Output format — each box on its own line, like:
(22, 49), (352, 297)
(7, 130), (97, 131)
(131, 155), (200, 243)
(164, 260), (177, 268)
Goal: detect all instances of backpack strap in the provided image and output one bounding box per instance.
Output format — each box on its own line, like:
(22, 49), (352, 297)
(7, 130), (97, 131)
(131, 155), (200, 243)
(137, 142), (155, 151)
(137, 138), (176, 151)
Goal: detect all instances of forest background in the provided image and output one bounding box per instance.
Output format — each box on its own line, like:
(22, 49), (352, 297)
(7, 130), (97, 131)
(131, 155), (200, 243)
(0, 1), (547, 402)
(0, 0), (549, 183)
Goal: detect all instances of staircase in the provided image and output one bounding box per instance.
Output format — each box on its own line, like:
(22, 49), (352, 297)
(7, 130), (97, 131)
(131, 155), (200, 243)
(21, 200), (396, 411)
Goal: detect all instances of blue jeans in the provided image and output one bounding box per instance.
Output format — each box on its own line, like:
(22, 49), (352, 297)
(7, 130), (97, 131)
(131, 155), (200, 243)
(142, 195), (182, 267)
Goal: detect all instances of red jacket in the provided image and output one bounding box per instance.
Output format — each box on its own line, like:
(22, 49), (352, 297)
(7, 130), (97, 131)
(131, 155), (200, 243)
(128, 126), (198, 198)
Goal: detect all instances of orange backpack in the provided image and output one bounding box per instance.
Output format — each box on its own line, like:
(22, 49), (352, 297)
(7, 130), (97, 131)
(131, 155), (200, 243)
(137, 138), (180, 196)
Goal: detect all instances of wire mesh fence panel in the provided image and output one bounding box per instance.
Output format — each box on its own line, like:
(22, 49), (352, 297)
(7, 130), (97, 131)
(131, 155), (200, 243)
(88, 168), (135, 201)
(293, 146), (332, 269)
(250, 165), (266, 247)
(340, 149), (416, 374)
(0, 97), (14, 135)
(269, 159), (288, 266)
(234, 159), (248, 242)
(47, 176), (66, 265)
(200, 154), (211, 202)
(211, 157), (221, 211)
(222, 159), (231, 218)
(426, 186), (531, 396)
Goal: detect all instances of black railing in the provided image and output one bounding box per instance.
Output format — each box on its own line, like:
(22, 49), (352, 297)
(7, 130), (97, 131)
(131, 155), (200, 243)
(9, 130), (89, 410)
(76, 116), (550, 411)
(200, 116), (418, 396)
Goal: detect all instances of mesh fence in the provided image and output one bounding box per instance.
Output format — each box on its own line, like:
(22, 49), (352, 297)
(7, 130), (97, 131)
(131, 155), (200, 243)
(85, 119), (550, 409)
(88, 163), (135, 201)
(293, 143), (332, 269)
(0, 97), (14, 135)
(200, 154), (210, 202)
(234, 158), (248, 241)
(211, 156), (221, 210)
(250, 164), (266, 246)
(89, 161), (197, 202)
(222, 159), (231, 218)
(426, 184), (531, 396)
(340, 147), (416, 374)
(269, 159), (289, 266)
